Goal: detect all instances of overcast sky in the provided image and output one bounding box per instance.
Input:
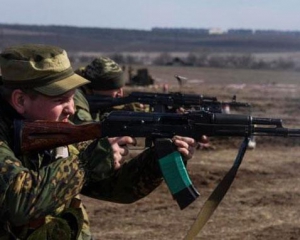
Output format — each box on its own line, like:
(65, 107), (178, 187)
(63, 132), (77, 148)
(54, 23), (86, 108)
(0, 0), (299, 31)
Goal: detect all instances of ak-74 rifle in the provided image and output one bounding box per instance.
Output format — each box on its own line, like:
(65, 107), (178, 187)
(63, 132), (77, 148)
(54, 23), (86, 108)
(13, 110), (300, 211)
(86, 91), (251, 113)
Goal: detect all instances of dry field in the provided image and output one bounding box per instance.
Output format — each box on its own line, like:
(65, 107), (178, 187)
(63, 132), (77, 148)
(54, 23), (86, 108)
(81, 66), (300, 240)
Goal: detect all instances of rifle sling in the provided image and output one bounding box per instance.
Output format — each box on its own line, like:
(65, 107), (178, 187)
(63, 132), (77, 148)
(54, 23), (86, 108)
(183, 137), (250, 240)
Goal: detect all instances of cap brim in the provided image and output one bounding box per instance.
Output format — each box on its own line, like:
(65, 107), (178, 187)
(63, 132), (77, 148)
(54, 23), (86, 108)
(34, 73), (90, 96)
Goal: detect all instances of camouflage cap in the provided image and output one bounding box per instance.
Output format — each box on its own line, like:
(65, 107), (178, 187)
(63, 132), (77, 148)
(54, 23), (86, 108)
(0, 44), (90, 96)
(76, 57), (124, 90)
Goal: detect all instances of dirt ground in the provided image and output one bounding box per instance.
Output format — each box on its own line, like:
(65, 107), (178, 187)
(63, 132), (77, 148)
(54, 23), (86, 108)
(80, 66), (300, 240)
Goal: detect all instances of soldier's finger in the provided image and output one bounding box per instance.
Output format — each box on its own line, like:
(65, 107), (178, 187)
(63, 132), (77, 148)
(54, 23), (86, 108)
(172, 135), (195, 146)
(120, 146), (129, 157)
(117, 136), (136, 146)
(113, 154), (123, 169)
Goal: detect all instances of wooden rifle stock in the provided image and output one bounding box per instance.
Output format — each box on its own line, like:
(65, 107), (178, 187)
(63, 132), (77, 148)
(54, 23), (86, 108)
(14, 120), (102, 154)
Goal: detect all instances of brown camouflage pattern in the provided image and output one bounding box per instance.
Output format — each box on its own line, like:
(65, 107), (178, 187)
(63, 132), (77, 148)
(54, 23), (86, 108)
(0, 92), (163, 239)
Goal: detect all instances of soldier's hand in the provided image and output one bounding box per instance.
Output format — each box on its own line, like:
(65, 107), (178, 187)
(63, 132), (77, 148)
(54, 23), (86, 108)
(108, 136), (136, 169)
(172, 135), (196, 160)
(176, 107), (186, 114)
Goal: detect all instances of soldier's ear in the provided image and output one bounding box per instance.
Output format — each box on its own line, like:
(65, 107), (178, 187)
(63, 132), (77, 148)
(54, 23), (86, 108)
(10, 89), (27, 114)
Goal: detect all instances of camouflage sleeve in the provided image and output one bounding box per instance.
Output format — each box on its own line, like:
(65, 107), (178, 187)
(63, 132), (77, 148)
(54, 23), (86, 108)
(71, 108), (93, 124)
(79, 137), (115, 182)
(0, 141), (86, 226)
(80, 147), (163, 203)
(114, 103), (150, 112)
(0, 136), (115, 226)
(70, 89), (94, 124)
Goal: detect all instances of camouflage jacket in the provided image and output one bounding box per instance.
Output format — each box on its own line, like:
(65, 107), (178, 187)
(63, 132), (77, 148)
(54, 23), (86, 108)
(70, 89), (93, 124)
(0, 95), (163, 239)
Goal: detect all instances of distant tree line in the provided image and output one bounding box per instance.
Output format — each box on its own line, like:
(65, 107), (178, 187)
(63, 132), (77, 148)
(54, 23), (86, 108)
(8, 23), (295, 70)
(1, 23), (300, 53)
(70, 52), (298, 71)
(152, 52), (297, 70)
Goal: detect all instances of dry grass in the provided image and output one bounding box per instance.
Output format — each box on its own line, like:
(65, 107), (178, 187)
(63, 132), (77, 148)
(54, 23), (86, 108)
(81, 66), (300, 240)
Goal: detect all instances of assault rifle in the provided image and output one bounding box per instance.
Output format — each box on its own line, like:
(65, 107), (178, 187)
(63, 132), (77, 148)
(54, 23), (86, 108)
(13, 110), (300, 210)
(86, 91), (251, 113)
